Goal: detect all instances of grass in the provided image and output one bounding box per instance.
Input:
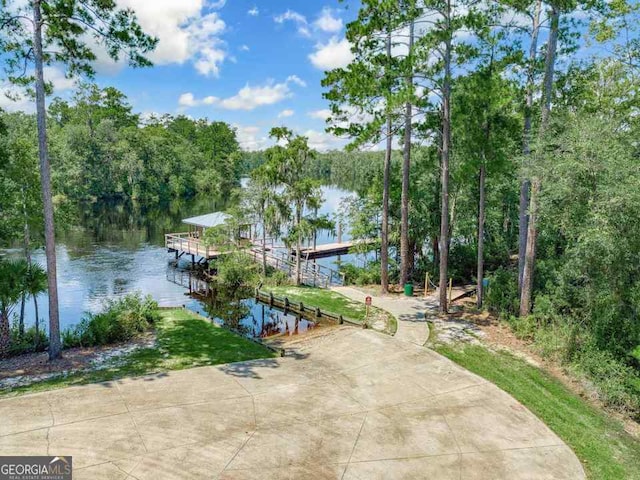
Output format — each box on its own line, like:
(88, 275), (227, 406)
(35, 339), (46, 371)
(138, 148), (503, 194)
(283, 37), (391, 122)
(436, 344), (640, 480)
(267, 285), (397, 333)
(1, 308), (275, 397)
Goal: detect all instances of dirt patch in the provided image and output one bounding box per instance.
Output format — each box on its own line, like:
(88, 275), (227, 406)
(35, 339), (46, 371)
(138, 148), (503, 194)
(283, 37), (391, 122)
(0, 333), (155, 384)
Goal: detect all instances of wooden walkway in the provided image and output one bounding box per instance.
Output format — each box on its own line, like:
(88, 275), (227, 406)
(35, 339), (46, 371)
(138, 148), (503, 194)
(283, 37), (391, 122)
(296, 239), (376, 259)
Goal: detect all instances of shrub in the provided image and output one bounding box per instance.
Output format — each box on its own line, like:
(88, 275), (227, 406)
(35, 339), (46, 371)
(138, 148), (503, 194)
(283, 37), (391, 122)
(62, 293), (159, 348)
(340, 262), (382, 286)
(9, 324), (48, 356)
(573, 344), (640, 413)
(485, 267), (519, 317)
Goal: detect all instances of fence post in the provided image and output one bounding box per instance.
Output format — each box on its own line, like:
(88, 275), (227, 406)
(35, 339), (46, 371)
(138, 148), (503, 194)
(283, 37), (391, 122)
(269, 292), (274, 306)
(424, 272), (429, 297)
(448, 278), (453, 304)
(338, 315), (344, 325)
(284, 297), (289, 313)
(315, 307), (321, 318)
(299, 302), (304, 313)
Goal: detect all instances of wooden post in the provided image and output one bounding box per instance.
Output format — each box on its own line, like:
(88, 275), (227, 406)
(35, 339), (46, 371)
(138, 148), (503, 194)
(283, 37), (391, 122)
(424, 272), (429, 297)
(300, 302), (304, 313)
(315, 307), (321, 318)
(269, 292), (274, 306)
(448, 278), (453, 305)
(284, 297), (289, 313)
(338, 315), (344, 325)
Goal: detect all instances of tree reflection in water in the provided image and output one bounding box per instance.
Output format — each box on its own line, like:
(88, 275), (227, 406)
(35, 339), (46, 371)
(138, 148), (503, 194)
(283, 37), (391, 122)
(200, 286), (317, 339)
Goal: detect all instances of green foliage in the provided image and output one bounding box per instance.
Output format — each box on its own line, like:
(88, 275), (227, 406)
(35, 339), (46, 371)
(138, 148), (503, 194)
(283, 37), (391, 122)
(340, 262), (383, 286)
(485, 267), (519, 317)
(62, 293), (159, 348)
(0, 86), (242, 207)
(215, 252), (260, 292)
(10, 324), (48, 356)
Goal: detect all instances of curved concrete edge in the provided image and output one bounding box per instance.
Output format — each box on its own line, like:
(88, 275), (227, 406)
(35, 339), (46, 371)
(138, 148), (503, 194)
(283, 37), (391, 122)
(331, 286), (432, 346)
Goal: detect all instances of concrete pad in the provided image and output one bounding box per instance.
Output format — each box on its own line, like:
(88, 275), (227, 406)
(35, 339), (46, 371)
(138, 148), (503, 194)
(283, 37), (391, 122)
(131, 397), (255, 452)
(0, 326), (584, 479)
(47, 413), (147, 469)
(220, 464), (347, 479)
(117, 437), (250, 480)
(0, 429), (49, 457)
(47, 383), (128, 425)
(0, 394), (52, 436)
(115, 368), (249, 411)
(460, 446), (586, 479)
(46, 414), (147, 469)
(343, 455), (461, 480)
(226, 413), (366, 470)
(350, 408), (459, 462)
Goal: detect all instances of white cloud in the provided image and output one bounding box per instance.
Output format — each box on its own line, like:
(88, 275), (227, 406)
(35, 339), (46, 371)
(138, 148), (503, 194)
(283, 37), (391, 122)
(309, 36), (353, 70)
(218, 76), (305, 111)
(286, 75), (306, 87)
(240, 45), (250, 52)
(274, 9), (311, 37)
(115, 0), (228, 77)
(178, 92), (198, 107)
(314, 8), (343, 33)
(248, 6), (259, 16)
(0, 66), (74, 113)
(278, 109), (294, 118)
(178, 92), (218, 108)
(303, 129), (346, 152)
(308, 109), (332, 120)
(234, 124), (270, 151)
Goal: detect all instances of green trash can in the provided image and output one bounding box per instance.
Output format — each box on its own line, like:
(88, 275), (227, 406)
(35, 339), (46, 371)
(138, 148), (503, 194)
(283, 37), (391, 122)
(404, 283), (414, 297)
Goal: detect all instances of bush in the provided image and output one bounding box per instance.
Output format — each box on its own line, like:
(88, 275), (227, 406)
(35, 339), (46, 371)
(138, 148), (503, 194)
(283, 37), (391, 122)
(216, 252), (259, 292)
(9, 324), (48, 356)
(262, 268), (291, 287)
(573, 344), (640, 413)
(485, 267), (519, 317)
(340, 262), (382, 286)
(63, 293), (159, 348)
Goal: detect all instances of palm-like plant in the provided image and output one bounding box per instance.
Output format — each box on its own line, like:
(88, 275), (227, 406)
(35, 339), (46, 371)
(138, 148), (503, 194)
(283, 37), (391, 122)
(24, 264), (48, 349)
(0, 259), (28, 358)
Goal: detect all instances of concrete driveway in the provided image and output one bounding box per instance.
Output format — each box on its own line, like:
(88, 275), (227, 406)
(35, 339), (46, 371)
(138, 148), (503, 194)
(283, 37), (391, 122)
(0, 327), (584, 479)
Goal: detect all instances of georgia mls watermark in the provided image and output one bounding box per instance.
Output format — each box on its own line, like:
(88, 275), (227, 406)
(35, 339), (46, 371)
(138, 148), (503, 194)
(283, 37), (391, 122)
(0, 456), (72, 480)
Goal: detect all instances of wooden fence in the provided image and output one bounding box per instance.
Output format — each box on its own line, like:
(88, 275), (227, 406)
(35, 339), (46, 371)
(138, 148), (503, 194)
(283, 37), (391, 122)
(254, 289), (361, 327)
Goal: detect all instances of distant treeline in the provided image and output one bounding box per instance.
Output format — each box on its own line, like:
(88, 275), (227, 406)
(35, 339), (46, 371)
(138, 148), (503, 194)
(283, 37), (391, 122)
(242, 149), (393, 194)
(2, 84), (243, 205)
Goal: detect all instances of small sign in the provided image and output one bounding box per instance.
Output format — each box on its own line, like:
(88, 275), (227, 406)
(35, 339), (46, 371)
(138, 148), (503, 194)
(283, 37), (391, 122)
(365, 296), (372, 306)
(1, 456), (72, 480)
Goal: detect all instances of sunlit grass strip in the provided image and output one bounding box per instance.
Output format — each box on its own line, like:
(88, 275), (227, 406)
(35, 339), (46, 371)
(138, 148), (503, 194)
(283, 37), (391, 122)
(437, 344), (640, 480)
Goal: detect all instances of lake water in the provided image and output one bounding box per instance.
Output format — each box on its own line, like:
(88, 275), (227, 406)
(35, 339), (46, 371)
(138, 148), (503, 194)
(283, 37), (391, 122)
(8, 185), (364, 333)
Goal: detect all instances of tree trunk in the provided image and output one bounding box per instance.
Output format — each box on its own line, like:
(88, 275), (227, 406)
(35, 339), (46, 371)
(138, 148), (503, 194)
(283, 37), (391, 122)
(261, 219), (267, 276)
(400, 19), (414, 286)
(34, 296), (40, 349)
(520, 7), (559, 317)
(518, 0), (542, 292)
(0, 311), (9, 358)
(476, 164), (486, 308)
(33, 0), (61, 360)
(380, 27), (392, 295)
(295, 203), (302, 286)
(438, 0), (452, 314)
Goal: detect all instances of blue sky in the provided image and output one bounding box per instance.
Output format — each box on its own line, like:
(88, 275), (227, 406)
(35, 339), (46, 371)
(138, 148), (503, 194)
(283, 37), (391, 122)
(90, 0), (359, 151)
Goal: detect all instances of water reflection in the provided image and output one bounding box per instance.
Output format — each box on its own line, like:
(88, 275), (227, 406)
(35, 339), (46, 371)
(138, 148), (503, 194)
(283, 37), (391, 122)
(7, 185), (361, 332)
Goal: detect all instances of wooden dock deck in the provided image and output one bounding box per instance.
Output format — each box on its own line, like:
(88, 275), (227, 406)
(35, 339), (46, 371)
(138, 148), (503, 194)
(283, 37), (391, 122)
(296, 239), (376, 259)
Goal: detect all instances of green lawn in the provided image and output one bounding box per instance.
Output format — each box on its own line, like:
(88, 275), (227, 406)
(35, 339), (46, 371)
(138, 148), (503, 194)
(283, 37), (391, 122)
(1, 308), (275, 397)
(437, 344), (640, 480)
(267, 285), (397, 333)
